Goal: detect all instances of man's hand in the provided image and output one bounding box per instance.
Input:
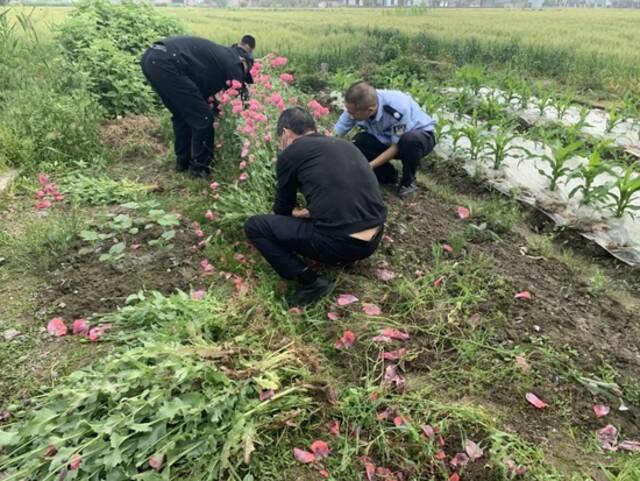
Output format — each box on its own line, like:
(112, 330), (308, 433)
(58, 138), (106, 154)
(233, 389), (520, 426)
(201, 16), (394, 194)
(292, 208), (310, 218)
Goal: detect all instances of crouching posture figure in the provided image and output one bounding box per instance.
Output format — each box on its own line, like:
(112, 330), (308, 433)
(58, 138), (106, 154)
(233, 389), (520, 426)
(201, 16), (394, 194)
(245, 107), (387, 306)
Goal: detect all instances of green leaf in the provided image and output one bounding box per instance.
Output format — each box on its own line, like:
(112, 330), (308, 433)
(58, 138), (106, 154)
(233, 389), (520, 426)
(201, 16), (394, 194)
(0, 430), (18, 446)
(109, 242), (126, 255)
(80, 230), (100, 241)
(160, 230), (175, 241)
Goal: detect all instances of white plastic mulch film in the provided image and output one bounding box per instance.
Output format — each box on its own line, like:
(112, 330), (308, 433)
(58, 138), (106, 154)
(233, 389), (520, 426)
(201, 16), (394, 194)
(435, 87), (640, 266)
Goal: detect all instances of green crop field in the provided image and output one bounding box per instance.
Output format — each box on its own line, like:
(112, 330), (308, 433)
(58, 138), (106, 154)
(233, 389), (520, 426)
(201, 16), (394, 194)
(1, 3), (640, 481)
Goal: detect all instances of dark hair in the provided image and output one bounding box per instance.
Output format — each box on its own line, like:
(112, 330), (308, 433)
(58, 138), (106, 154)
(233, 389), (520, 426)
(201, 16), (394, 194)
(241, 35), (256, 49)
(277, 107), (317, 137)
(345, 81), (377, 110)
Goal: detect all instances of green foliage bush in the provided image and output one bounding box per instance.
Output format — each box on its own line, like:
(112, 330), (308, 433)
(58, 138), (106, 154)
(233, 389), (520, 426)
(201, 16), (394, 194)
(0, 80), (104, 170)
(56, 0), (185, 116)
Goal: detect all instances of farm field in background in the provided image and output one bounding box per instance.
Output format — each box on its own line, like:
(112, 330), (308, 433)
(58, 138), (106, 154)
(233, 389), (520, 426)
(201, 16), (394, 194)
(1, 3), (639, 481)
(11, 5), (640, 95)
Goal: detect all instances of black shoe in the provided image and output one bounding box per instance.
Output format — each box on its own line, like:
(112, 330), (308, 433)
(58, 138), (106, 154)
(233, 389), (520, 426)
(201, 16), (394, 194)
(287, 276), (333, 307)
(188, 167), (211, 180)
(397, 182), (418, 199)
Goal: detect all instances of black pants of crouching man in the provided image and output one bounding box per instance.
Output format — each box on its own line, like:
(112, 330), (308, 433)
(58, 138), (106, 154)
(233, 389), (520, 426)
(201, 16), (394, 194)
(140, 46), (215, 174)
(244, 214), (384, 279)
(352, 130), (436, 187)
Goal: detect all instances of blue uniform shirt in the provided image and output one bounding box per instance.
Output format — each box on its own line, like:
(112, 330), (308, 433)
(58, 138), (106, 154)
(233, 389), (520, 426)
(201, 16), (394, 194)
(334, 89), (436, 145)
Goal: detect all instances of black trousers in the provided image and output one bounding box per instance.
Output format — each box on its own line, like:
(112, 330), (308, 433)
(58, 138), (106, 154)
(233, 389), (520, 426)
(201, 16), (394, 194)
(244, 214), (383, 280)
(353, 130), (436, 187)
(140, 46), (215, 173)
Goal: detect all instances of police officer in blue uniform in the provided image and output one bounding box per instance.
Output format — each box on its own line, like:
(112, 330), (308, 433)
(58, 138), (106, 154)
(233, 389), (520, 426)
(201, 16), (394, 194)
(334, 81), (436, 198)
(141, 36), (254, 178)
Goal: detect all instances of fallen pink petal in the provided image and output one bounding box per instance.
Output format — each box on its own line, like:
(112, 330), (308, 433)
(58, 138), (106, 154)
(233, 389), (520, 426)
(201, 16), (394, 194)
(372, 335), (393, 343)
(376, 268), (396, 281)
(68, 454), (82, 470)
(149, 453), (164, 471)
(597, 424), (618, 451)
(47, 317), (67, 337)
(465, 439), (483, 461)
(450, 452), (469, 468)
(442, 243), (454, 253)
(381, 328), (411, 341)
(593, 404), (610, 418)
(362, 303), (382, 316)
(525, 392), (548, 409)
(335, 330), (356, 349)
(393, 416), (405, 427)
(457, 206), (470, 219)
(515, 355), (530, 372)
(421, 424), (436, 440)
(433, 276), (444, 287)
(382, 348), (407, 361)
(327, 311), (340, 321)
(328, 420), (340, 436)
(618, 440), (640, 452)
(191, 289), (206, 300)
(293, 448), (315, 464)
(449, 473), (460, 481)
(310, 440), (331, 459)
(72, 319), (89, 336)
(337, 293), (358, 306)
(88, 324), (111, 342)
(514, 291), (533, 300)
(260, 389), (275, 401)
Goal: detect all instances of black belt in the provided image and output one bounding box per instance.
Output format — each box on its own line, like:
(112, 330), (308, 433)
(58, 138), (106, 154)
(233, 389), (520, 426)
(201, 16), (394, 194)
(152, 44), (167, 52)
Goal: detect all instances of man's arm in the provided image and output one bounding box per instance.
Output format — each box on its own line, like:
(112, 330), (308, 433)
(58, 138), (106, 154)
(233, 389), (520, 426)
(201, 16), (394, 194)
(370, 144), (399, 169)
(334, 110), (356, 136)
(272, 152), (298, 216)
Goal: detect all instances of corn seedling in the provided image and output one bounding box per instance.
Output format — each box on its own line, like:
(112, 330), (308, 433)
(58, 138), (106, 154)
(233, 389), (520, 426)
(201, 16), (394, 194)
(551, 91), (575, 120)
(605, 106), (624, 133)
(486, 129), (522, 170)
(453, 87), (474, 119)
(461, 123), (490, 162)
(525, 140), (585, 191)
(606, 162), (640, 218)
(568, 142), (614, 206)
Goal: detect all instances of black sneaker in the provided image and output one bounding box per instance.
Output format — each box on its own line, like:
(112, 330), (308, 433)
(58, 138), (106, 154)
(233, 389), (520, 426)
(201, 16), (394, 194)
(397, 182), (418, 199)
(287, 276), (333, 307)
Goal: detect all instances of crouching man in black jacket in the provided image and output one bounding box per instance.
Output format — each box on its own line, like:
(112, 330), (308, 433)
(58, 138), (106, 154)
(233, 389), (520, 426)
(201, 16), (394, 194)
(244, 107), (387, 307)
